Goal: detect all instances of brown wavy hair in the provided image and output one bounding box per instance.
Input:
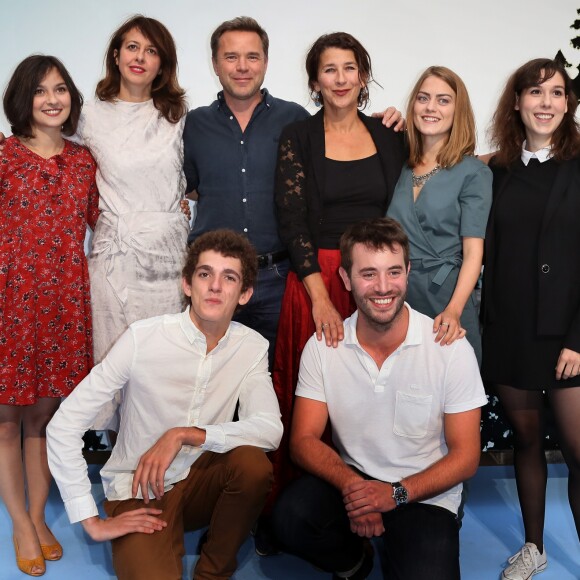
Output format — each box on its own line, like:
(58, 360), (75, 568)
(490, 58), (580, 166)
(96, 15), (186, 123)
(305, 32), (374, 109)
(183, 230), (257, 294)
(3, 55), (82, 138)
(406, 66), (476, 169)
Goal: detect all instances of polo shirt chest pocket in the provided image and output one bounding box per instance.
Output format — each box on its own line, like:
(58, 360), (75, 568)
(393, 391), (433, 438)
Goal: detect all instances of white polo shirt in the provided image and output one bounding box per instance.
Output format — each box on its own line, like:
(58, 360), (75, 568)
(296, 304), (487, 515)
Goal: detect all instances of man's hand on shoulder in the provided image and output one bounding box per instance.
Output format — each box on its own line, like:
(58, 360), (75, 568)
(132, 427), (205, 503)
(343, 479), (396, 518)
(81, 510), (167, 541)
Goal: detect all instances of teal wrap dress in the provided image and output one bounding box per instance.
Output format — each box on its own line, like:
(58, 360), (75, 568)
(387, 156), (492, 364)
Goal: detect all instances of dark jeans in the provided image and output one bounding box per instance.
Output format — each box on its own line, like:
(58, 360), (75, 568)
(234, 258), (289, 371)
(272, 475), (460, 580)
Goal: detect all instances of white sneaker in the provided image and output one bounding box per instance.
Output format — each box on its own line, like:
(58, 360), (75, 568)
(501, 543), (547, 579)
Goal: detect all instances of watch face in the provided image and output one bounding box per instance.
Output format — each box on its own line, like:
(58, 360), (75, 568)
(393, 483), (408, 505)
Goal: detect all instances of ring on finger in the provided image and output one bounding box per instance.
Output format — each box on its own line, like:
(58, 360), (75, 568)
(441, 322), (450, 327)
(322, 323), (330, 328)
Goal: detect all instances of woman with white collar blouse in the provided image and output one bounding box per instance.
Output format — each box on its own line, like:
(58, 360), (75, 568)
(481, 58), (580, 580)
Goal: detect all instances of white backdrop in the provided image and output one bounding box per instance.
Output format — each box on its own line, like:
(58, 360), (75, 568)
(1, 0), (579, 151)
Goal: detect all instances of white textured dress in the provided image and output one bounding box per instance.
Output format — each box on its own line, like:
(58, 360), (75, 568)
(78, 99), (188, 427)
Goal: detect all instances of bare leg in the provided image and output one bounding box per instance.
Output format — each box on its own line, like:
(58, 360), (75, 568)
(495, 385), (546, 552)
(23, 397), (61, 556)
(548, 387), (580, 540)
(0, 404), (44, 574)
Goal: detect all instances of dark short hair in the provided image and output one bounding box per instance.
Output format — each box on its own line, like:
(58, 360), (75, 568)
(210, 16), (269, 60)
(305, 32), (374, 109)
(182, 230), (258, 294)
(340, 217), (410, 276)
(490, 58), (580, 166)
(3, 55), (82, 138)
(96, 15), (186, 123)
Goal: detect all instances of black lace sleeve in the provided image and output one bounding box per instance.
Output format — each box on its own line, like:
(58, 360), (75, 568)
(275, 125), (320, 280)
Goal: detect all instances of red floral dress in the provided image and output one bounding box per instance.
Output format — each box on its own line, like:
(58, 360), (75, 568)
(0, 137), (99, 405)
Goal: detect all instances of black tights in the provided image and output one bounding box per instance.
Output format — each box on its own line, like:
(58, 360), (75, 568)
(495, 385), (580, 552)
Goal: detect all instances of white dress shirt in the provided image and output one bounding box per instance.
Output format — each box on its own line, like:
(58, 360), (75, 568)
(47, 308), (282, 524)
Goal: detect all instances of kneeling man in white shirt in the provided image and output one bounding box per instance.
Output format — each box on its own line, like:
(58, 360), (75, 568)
(47, 230), (283, 580)
(272, 217), (486, 580)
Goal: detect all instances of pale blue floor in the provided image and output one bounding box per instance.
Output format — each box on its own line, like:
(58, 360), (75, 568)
(0, 465), (578, 579)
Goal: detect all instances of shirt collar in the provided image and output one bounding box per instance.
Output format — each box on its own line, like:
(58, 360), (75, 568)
(179, 307), (233, 346)
(403, 304), (423, 347)
(179, 307), (204, 343)
(521, 141), (553, 165)
(344, 303), (422, 350)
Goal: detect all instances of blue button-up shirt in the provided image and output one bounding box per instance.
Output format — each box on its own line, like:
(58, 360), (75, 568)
(184, 89), (310, 254)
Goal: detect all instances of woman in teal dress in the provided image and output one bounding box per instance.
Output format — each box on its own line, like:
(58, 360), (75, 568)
(388, 66), (492, 364)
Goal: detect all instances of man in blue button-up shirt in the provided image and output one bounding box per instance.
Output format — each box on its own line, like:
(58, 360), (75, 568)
(184, 16), (310, 369)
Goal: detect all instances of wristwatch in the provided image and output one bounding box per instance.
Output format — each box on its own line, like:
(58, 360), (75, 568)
(391, 481), (408, 507)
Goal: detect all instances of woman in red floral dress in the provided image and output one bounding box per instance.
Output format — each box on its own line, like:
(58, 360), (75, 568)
(0, 56), (98, 576)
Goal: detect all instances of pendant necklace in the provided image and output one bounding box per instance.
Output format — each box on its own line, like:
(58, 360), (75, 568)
(412, 165), (441, 188)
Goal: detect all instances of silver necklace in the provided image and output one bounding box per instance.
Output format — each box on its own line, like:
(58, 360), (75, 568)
(412, 165), (441, 188)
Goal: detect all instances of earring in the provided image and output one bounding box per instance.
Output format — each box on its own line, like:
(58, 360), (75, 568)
(358, 86), (369, 107)
(313, 91), (323, 107)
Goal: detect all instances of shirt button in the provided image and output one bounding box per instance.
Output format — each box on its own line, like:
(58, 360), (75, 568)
(229, 115), (233, 120)
(242, 198), (247, 202)
(243, 228), (248, 232)
(541, 264), (550, 273)
(241, 168), (246, 173)
(240, 140), (244, 145)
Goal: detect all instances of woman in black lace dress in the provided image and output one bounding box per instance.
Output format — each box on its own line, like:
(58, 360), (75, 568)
(271, 32), (405, 496)
(482, 58), (580, 580)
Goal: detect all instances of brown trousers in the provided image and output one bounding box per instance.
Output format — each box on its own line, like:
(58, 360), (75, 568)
(104, 446), (273, 580)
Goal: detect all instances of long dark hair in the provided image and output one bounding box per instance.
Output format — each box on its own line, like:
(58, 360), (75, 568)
(490, 58), (580, 166)
(96, 15), (186, 123)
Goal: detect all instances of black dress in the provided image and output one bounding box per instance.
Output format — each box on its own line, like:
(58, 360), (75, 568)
(482, 158), (580, 390)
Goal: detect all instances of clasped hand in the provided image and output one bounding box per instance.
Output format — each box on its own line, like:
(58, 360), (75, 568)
(342, 480), (395, 537)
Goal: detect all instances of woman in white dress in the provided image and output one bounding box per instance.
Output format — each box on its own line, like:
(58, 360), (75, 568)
(81, 16), (189, 426)
(83, 16), (188, 360)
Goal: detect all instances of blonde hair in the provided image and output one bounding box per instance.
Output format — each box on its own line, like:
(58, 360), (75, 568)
(406, 66), (475, 168)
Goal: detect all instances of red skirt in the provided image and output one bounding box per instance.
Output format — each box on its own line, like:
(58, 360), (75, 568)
(268, 250), (355, 508)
